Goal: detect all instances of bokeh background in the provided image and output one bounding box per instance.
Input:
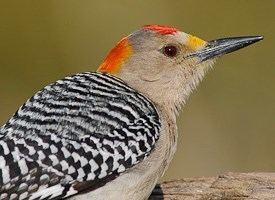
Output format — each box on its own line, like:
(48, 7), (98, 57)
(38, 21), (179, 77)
(0, 1), (274, 181)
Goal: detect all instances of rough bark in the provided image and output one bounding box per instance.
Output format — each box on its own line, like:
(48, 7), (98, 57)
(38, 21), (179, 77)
(150, 172), (275, 200)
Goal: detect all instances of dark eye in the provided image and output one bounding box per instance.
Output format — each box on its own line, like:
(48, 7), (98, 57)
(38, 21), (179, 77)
(162, 45), (178, 58)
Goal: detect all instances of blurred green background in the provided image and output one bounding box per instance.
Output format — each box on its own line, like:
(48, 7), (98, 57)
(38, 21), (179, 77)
(0, 1), (274, 181)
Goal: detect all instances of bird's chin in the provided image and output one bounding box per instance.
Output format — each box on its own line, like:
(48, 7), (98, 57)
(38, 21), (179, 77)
(185, 59), (216, 92)
(199, 58), (217, 71)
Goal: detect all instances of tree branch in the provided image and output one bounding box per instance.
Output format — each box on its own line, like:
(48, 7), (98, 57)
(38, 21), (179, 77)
(150, 172), (275, 199)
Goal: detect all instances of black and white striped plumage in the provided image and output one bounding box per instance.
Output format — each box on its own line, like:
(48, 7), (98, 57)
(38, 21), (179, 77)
(0, 72), (161, 200)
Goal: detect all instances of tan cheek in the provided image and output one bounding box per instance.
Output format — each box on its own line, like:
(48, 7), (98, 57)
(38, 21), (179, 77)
(140, 63), (166, 81)
(181, 46), (202, 68)
(121, 54), (163, 82)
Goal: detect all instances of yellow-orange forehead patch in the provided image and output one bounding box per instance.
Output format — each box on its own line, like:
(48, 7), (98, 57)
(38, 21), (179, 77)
(97, 37), (132, 74)
(187, 35), (207, 50)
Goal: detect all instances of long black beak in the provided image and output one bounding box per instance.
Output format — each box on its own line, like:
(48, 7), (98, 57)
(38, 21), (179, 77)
(189, 36), (263, 61)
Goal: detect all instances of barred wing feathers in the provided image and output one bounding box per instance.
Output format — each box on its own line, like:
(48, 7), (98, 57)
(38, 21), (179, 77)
(0, 72), (161, 200)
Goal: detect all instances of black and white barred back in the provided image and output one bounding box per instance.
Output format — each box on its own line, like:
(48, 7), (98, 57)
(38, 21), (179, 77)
(0, 72), (161, 200)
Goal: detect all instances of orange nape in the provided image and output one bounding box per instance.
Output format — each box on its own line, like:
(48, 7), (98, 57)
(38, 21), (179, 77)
(97, 37), (133, 75)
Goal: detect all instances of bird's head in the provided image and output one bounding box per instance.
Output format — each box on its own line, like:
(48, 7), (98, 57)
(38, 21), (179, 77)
(97, 25), (263, 114)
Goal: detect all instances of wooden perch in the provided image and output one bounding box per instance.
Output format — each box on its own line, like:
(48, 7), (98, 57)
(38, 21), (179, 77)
(150, 172), (275, 200)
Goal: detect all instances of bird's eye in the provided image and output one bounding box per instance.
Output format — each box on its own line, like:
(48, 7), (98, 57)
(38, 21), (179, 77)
(162, 45), (178, 58)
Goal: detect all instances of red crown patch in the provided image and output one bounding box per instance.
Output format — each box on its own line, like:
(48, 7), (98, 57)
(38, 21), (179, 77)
(143, 25), (178, 35)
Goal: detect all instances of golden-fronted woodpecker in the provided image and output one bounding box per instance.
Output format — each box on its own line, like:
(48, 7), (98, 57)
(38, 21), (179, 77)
(0, 25), (263, 200)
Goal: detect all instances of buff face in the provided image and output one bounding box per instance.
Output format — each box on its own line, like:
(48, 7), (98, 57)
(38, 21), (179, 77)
(98, 25), (209, 78)
(98, 25), (262, 112)
(98, 25), (212, 111)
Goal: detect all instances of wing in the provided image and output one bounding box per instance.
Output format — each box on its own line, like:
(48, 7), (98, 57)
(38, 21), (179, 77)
(0, 72), (161, 200)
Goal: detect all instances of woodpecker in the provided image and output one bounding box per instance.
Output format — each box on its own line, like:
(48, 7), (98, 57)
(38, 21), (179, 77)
(0, 25), (262, 200)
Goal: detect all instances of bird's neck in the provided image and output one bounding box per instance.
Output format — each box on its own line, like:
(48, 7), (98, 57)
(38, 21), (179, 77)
(114, 78), (195, 120)
(143, 86), (191, 119)
(123, 78), (192, 120)
(113, 63), (211, 118)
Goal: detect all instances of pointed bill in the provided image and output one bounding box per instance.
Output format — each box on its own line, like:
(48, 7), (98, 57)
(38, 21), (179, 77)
(188, 36), (263, 61)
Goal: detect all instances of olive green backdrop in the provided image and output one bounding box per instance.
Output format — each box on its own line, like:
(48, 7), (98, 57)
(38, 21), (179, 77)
(0, 1), (274, 181)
